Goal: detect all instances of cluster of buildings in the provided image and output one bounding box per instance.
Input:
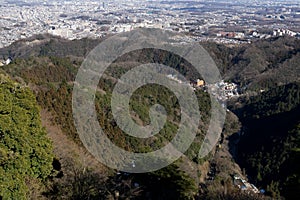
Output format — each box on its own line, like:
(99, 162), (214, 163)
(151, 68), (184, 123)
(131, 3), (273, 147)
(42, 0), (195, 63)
(233, 174), (264, 195)
(273, 29), (298, 37)
(216, 27), (300, 41)
(0, 0), (300, 48)
(167, 74), (240, 102)
(207, 80), (240, 102)
(217, 32), (245, 39)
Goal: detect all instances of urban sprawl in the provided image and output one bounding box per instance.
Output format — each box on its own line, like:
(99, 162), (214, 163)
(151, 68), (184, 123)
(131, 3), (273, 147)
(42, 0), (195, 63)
(0, 0), (300, 48)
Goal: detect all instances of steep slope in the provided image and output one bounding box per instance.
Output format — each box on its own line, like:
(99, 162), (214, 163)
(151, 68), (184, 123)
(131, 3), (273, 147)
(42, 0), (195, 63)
(229, 82), (300, 198)
(1, 35), (299, 199)
(0, 73), (54, 199)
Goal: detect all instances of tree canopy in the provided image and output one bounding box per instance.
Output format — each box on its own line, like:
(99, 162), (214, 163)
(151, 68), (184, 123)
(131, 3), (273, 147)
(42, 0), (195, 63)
(0, 74), (54, 199)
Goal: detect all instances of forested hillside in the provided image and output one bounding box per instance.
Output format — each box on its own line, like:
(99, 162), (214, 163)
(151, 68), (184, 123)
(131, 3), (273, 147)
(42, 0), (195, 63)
(229, 82), (300, 198)
(2, 34), (300, 90)
(0, 34), (102, 59)
(0, 73), (54, 199)
(0, 34), (299, 199)
(1, 48), (212, 199)
(202, 36), (300, 90)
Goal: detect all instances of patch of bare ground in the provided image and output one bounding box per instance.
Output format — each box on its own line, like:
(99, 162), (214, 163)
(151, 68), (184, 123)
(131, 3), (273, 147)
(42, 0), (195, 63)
(198, 161), (210, 183)
(40, 109), (108, 175)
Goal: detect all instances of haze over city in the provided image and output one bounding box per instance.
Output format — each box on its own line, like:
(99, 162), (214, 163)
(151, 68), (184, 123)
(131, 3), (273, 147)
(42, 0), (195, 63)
(0, 0), (299, 47)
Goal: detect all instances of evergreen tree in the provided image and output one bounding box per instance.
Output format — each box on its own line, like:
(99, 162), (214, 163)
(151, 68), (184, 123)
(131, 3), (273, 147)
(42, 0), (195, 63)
(0, 74), (54, 199)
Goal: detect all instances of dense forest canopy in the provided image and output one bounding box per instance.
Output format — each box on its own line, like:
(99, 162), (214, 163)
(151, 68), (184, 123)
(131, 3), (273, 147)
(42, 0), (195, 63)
(0, 73), (54, 199)
(229, 82), (300, 198)
(0, 34), (299, 199)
